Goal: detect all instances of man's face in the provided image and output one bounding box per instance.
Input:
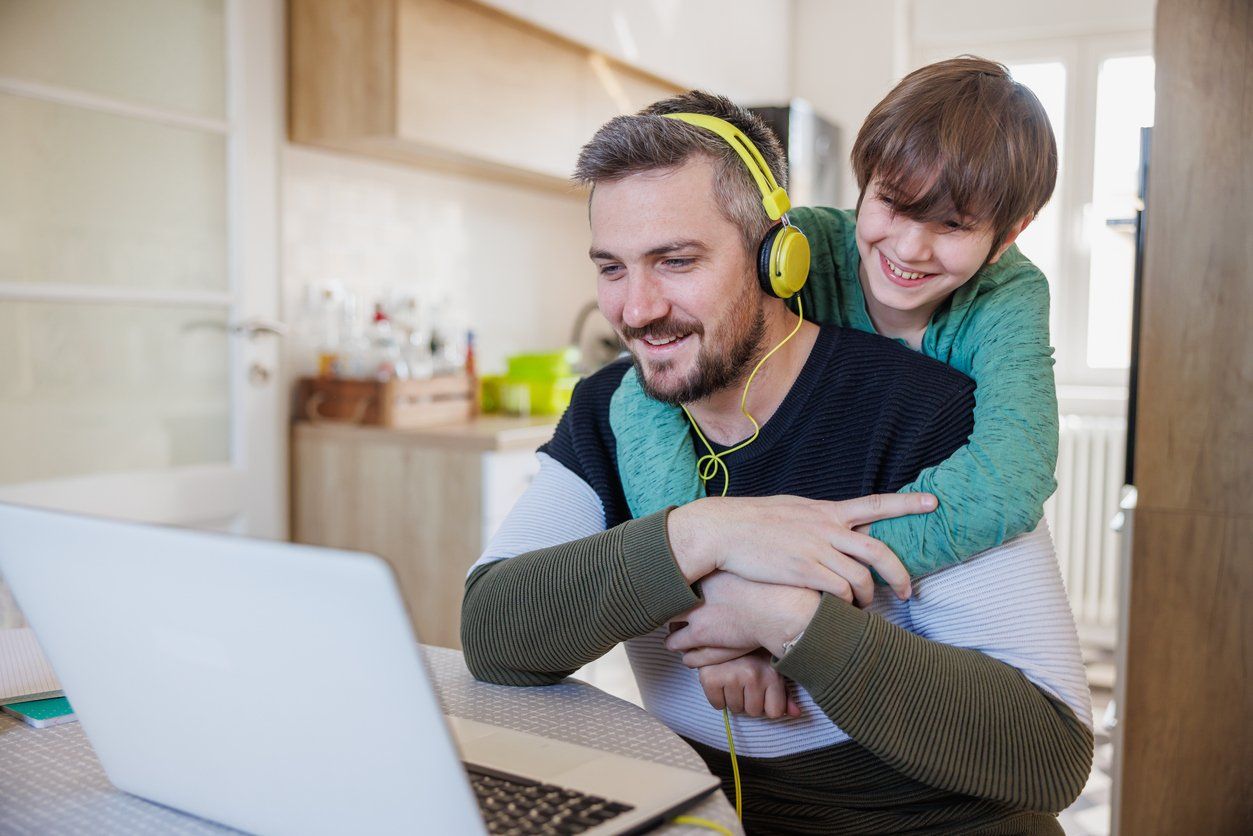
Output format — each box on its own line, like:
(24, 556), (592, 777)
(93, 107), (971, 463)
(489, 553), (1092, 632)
(855, 178), (1006, 324)
(590, 158), (765, 405)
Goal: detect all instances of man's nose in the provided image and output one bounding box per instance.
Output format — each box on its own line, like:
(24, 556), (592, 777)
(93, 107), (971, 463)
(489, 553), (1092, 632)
(621, 271), (670, 329)
(895, 223), (934, 263)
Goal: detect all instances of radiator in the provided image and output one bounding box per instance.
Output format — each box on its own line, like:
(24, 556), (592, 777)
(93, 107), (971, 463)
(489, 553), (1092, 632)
(1043, 415), (1126, 638)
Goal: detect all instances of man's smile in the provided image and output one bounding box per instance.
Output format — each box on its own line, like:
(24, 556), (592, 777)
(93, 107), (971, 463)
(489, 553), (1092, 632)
(638, 332), (694, 356)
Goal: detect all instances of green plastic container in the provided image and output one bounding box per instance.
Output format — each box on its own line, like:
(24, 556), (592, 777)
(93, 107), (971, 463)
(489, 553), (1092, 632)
(505, 349), (577, 381)
(482, 349), (581, 416)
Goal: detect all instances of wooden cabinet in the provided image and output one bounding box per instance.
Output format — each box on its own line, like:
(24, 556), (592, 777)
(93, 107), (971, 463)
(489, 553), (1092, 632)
(1114, 1), (1253, 832)
(290, 418), (555, 648)
(288, 0), (680, 189)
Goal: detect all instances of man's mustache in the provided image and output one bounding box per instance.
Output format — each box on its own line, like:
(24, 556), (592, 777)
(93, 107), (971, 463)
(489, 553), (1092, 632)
(618, 319), (704, 342)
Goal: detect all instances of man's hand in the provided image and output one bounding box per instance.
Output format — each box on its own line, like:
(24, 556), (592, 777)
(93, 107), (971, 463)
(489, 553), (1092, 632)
(667, 493), (933, 604)
(666, 571), (820, 659)
(697, 650), (802, 719)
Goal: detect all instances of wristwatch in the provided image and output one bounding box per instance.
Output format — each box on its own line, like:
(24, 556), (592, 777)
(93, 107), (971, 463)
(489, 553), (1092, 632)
(780, 630), (806, 657)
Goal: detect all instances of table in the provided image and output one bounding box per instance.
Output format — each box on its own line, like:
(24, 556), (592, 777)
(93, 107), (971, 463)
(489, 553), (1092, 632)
(0, 646), (740, 835)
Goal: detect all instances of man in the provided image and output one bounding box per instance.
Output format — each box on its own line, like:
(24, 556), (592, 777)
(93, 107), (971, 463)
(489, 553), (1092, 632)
(462, 92), (1092, 834)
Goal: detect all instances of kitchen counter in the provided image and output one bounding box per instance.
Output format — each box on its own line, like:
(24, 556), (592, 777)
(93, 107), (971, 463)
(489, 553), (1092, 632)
(291, 415), (557, 453)
(290, 414), (558, 648)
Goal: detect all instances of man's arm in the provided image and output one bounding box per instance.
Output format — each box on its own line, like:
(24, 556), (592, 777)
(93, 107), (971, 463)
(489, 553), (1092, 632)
(461, 453), (699, 686)
(774, 525), (1093, 813)
(667, 525), (1092, 812)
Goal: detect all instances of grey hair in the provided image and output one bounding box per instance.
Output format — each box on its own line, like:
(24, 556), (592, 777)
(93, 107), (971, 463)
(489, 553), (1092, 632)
(573, 91), (788, 257)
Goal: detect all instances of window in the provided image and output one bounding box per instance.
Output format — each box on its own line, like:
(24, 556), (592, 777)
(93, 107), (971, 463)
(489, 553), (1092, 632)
(1086, 55), (1155, 370)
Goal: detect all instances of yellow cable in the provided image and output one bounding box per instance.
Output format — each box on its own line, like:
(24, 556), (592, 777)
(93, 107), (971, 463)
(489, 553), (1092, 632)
(723, 707), (743, 819)
(671, 814), (735, 835)
(681, 295), (805, 497)
(678, 296), (805, 824)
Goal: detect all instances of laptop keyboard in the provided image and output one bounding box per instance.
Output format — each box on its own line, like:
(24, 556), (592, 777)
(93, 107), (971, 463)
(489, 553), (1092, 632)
(466, 764), (635, 835)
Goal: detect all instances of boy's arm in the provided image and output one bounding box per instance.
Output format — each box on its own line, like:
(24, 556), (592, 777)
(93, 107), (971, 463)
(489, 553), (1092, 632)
(775, 525), (1093, 812)
(869, 273), (1058, 575)
(461, 454), (699, 686)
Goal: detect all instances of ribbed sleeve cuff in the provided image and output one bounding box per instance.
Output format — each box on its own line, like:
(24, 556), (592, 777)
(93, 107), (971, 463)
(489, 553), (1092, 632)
(773, 593), (870, 693)
(619, 507), (701, 625)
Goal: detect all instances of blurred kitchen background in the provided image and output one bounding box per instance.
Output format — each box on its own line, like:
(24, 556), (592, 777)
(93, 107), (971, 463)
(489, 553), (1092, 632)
(2, 2), (1248, 835)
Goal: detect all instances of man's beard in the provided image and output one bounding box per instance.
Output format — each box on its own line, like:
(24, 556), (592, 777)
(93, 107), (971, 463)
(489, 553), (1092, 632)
(624, 289), (767, 406)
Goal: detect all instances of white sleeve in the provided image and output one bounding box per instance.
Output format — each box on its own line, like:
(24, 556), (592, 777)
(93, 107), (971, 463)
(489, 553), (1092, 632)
(907, 522), (1094, 730)
(467, 452), (608, 577)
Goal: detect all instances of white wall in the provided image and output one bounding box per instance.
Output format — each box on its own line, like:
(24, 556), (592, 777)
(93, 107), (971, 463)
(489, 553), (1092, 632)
(478, 0), (792, 104)
(282, 147), (591, 374)
(909, 0), (1154, 47)
(791, 0), (910, 207)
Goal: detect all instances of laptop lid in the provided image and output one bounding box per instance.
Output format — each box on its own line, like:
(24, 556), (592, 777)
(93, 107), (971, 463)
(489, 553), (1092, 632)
(0, 502), (485, 836)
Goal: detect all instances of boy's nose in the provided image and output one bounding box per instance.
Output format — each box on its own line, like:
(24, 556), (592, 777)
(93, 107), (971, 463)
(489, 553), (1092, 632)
(895, 224), (934, 263)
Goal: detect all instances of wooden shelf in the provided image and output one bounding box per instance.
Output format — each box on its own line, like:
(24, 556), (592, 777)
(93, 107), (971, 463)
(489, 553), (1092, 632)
(288, 0), (681, 190)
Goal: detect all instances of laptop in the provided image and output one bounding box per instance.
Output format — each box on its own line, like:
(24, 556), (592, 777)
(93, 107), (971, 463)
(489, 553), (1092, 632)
(0, 503), (718, 835)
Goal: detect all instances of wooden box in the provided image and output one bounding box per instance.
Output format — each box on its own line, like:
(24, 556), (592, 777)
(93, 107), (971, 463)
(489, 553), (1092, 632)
(297, 375), (475, 429)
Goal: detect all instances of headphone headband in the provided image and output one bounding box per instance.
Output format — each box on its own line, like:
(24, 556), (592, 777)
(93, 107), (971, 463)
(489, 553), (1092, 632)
(662, 112), (792, 221)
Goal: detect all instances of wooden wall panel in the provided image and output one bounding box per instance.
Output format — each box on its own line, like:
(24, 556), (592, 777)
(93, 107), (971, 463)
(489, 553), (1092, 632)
(1132, 0), (1253, 516)
(1119, 1), (1253, 833)
(1119, 511), (1251, 833)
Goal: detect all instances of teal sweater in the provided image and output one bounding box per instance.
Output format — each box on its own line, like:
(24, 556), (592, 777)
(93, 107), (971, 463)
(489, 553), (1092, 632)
(610, 206), (1059, 576)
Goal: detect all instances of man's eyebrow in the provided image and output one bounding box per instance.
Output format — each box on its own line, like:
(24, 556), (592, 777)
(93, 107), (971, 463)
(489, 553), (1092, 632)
(588, 240), (707, 260)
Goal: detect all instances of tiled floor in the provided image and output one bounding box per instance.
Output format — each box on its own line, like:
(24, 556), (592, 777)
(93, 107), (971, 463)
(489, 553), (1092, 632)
(575, 642), (1116, 835)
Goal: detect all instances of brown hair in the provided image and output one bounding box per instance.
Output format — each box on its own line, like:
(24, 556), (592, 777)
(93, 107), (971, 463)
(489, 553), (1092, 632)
(573, 91), (787, 256)
(852, 56), (1057, 254)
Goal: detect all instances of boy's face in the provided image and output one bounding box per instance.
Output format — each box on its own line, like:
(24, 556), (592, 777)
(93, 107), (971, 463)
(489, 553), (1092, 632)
(589, 157), (766, 405)
(855, 179), (1021, 329)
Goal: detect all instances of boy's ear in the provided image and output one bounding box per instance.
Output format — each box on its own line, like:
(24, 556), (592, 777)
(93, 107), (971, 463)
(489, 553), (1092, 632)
(988, 215), (1035, 264)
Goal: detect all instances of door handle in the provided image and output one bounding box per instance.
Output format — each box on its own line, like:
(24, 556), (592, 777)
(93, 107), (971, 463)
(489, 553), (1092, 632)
(181, 317), (288, 339)
(229, 318), (288, 339)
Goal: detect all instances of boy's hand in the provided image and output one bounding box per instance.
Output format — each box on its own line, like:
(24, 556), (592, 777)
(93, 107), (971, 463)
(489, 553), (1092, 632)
(667, 494), (928, 604)
(668, 571), (819, 659)
(697, 650), (803, 719)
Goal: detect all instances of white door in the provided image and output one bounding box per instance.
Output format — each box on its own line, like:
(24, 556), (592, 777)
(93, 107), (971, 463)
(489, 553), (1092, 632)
(0, 0), (284, 544)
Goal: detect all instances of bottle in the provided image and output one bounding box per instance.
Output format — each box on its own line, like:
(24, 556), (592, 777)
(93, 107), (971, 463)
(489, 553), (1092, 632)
(333, 293), (370, 378)
(314, 286), (342, 378)
(369, 304), (410, 381)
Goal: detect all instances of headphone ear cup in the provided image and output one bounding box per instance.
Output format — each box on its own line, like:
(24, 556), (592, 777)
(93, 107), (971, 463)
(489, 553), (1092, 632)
(758, 225), (811, 298)
(757, 226), (784, 296)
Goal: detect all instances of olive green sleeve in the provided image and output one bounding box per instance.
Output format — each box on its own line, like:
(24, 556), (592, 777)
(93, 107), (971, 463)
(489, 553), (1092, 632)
(775, 595), (1093, 813)
(460, 508), (700, 686)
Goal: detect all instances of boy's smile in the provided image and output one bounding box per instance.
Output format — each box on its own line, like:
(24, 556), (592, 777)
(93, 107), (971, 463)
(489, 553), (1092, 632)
(878, 250), (939, 287)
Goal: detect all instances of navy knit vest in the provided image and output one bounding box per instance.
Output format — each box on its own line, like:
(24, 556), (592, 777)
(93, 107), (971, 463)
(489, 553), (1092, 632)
(540, 325), (976, 528)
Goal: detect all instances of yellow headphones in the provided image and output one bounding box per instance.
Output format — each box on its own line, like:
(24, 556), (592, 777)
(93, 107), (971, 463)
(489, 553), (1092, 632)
(663, 112), (810, 299)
